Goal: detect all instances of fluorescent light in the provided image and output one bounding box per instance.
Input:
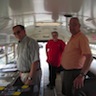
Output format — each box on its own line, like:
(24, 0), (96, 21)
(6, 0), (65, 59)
(36, 22), (61, 26)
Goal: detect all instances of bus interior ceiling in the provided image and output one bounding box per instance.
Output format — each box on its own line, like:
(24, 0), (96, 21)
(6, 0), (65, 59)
(0, 0), (96, 45)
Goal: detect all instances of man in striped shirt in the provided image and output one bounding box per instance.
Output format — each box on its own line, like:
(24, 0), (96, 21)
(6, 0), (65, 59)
(12, 25), (41, 96)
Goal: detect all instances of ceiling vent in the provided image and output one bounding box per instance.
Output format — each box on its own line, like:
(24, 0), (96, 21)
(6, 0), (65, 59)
(64, 14), (73, 17)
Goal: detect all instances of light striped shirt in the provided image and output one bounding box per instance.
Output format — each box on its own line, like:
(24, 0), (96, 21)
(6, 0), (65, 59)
(17, 36), (40, 72)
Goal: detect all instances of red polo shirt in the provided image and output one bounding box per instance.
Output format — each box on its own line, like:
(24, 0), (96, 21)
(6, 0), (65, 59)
(46, 39), (66, 67)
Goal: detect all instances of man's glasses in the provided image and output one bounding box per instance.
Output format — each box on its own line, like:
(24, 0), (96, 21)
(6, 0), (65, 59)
(13, 31), (21, 35)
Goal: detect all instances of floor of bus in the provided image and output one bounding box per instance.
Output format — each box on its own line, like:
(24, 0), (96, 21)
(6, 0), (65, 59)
(39, 43), (64, 96)
(39, 64), (64, 96)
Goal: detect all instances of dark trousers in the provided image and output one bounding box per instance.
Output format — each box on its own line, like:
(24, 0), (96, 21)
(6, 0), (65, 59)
(62, 69), (81, 96)
(73, 77), (96, 96)
(48, 64), (57, 86)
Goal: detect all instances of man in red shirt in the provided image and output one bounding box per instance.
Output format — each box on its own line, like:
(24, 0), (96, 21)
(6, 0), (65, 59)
(46, 31), (66, 89)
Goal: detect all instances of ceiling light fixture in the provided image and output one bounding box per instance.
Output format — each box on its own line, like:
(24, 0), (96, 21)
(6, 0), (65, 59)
(36, 22), (61, 26)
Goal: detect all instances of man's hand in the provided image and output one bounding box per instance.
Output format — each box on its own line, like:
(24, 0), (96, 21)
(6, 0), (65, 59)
(25, 79), (32, 85)
(73, 75), (85, 89)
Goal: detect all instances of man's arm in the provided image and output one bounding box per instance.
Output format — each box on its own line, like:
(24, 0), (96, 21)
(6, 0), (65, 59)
(25, 60), (39, 85)
(73, 54), (93, 89)
(29, 60), (40, 78)
(25, 39), (40, 85)
(80, 54), (93, 75)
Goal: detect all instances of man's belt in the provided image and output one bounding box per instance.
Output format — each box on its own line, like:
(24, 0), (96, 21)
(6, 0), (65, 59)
(20, 68), (41, 73)
(20, 71), (30, 73)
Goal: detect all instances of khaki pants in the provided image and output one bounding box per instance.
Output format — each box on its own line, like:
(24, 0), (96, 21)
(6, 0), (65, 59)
(20, 70), (42, 86)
